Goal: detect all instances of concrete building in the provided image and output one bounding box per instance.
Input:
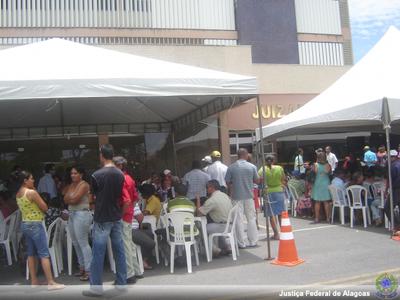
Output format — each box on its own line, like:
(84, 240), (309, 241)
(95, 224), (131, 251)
(0, 0), (353, 177)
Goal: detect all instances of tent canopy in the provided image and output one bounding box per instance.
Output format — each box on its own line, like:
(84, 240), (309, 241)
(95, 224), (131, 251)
(0, 38), (257, 137)
(257, 26), (400, 140)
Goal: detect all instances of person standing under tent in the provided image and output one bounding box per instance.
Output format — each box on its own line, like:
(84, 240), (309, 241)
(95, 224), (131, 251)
(325, 146), (338, 173)
(311, 151), (332, 223)
(225, 148), (259, 248)
(294, 148), (305, 174)
(83, 144), (126, 297)
(16, 171), (65, 290)
(113, 156), (139, 285)
(183, 160), (211, 205)
(37, 163), (58, 200)
(207, 150), (229, 193)
(258, 155), (286, 240)
(63, 166), (92, 281)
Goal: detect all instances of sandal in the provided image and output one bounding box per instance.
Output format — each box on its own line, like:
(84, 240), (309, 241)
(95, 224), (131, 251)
(48, 283), (66, 291)
(270, 234), (280, 240)
(80, 272), (90, 281)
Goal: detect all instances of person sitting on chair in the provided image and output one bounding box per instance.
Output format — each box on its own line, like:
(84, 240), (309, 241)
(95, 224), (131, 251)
(196, 180), (232, 256)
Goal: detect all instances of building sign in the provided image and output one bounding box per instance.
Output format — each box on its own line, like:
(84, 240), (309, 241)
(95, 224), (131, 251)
(251, 104), (302, 120)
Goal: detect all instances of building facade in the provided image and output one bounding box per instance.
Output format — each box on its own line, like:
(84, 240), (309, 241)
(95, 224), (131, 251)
(0, 0), (353, 177)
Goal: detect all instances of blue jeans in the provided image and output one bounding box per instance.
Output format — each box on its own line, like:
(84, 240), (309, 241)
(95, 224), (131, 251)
(90, 220), (126, 291)
(21, 221), (49, 258)
(68, 210), (92, 272)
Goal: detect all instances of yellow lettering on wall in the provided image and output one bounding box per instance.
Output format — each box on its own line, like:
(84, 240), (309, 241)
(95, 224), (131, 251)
(252, 106), (259, 119)
(276, 105), (283, 118)
(251, 104), (302, 120)
(262, 106), (271, 119)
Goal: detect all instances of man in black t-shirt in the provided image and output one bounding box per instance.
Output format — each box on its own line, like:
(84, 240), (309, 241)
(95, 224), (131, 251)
(83, 144), (126, 297)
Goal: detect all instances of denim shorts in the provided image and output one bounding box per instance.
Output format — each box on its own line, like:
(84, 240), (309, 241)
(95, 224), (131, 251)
(263, 192), (286, 217)
(21, 221), (50, 258)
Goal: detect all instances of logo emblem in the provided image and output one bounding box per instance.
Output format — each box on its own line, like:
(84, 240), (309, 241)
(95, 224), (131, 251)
(376, 273), (398, 299)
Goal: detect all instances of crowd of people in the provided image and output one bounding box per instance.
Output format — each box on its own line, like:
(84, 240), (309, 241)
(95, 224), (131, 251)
(288, 145), (397, 229)
(0, 145), (264, 296)
(1, 141), (398, 295)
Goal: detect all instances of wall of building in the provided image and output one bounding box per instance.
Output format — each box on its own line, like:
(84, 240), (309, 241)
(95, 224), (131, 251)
(236, 0), (299, 64)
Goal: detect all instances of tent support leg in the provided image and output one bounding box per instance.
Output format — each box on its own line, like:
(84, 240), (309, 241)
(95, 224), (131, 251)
(256, 96), (273, 260)
(385, 125), (394, 232)
(171, 125), (178, 177)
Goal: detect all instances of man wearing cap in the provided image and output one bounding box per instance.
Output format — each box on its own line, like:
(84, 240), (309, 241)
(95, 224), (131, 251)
(385, 150), (400, 232)
(202, 156), (212, 172)
(225, 148), (259, 248)
(207, 150), (228, 193)
(163, 169), (180, 186)
(363, 146), (377, 170)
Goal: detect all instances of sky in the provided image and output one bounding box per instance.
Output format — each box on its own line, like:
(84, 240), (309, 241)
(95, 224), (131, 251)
(348, 0), (400, 62)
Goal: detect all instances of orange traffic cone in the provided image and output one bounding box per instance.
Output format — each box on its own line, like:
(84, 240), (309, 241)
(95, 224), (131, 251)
(271, 211), (304, 267)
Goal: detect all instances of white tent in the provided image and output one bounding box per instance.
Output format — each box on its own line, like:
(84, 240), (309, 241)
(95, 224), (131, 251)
(256, 26), (400, 231)
(0, 38), (257, 133)
(256, 26), (400, 140)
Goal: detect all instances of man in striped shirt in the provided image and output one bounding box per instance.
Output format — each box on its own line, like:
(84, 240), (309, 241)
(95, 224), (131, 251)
(167, 183), (199, 237)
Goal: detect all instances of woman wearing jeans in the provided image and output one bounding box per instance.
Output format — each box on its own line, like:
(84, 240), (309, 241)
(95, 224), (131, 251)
(64, 166), (92, 281)
(16, 171), (64, 290)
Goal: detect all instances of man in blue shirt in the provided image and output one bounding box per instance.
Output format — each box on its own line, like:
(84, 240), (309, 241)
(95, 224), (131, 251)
(363, 146), (377, 170)
(225, 148), (259, 248)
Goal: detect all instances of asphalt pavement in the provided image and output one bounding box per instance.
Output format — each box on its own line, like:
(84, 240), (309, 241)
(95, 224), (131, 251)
(0, 215), (397, 299)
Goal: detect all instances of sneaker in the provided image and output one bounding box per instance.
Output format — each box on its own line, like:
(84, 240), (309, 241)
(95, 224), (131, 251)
(135, 274), (144, 280)
(126, 276), (137, 285)
(114, 285), (128, 293)
(82, 289), (103, 297)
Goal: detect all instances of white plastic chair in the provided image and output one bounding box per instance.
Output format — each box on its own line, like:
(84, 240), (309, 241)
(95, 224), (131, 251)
(208, 205), (239, 261)
(166, 212), (199, 274)
(143, 215), (160, 264)
(10, 210), (22, 262)
(0, 211), (18, 265)
(287, 184), (299, 217)
(283, 186), (291, 212)
(346, 185), (371, 228)
(371, 181), (389, 228)
(26, 218), (61, 279)
(135, 244), (144, 275)
(328, 185), (348, 225)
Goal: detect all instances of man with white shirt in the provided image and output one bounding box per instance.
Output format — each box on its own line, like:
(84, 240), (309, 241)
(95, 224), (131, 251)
(206, 150), (228, 193)
(325, 146), (338, 172)
(293, 148), (305, 174)
(37, 163), (57, 200)
(183, 160), (211, 204)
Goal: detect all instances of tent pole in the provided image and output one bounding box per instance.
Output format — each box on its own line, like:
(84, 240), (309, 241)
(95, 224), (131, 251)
(171, 125), (178, 177)
(385, 125), (394, 232)
(256, 96), (273, 260)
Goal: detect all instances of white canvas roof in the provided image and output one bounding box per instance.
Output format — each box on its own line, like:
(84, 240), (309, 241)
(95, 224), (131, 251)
(0, 38), (257, 131)
(257, 26), (400, 140)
